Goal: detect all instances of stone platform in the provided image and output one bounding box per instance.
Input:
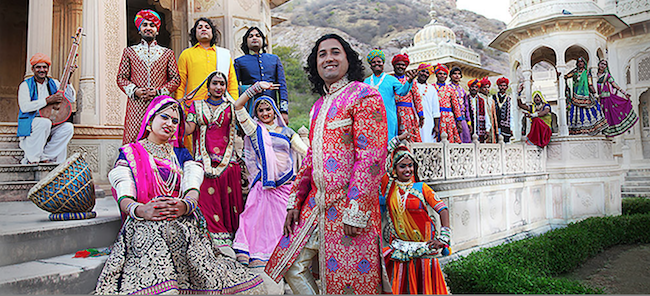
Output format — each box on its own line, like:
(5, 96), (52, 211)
(0, 197), (121, 294)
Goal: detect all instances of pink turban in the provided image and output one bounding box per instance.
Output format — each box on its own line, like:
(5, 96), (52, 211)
(134, 9), (161, 30)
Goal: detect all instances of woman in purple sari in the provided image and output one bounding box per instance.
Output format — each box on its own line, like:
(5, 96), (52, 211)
(231, 89), (308, 268)
(596, 59), (638, 137)
(96, 96), (265, 294)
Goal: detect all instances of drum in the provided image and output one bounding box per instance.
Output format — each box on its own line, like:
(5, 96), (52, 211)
(28, 153), (96, 221)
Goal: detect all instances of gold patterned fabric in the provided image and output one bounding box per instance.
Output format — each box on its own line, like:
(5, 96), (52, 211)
(94, 214), (265, 295)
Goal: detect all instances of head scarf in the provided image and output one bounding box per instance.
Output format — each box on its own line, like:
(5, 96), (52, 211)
(391, 53), (410, 66)
(137, 95), (185, 148)
(30, 53), (51, 66)
(479, 77), (491, 88)
(496, 77), (509, 85)
(468, 78), (480, 88)
(253, 95), (287, 127)
(434, 63), (449, 74)
(367, 49), (385, 64)
(134, 9), (161, 31)
(387, 144), (419, 182)
(598, 59), (610, 74)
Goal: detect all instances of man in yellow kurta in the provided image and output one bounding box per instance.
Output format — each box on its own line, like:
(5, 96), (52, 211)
(175, 17), (238, 102)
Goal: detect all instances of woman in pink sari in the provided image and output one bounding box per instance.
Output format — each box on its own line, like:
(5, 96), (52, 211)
(96, 96), (265, 294)
(596, 59), (638, 137)
(231, 89), (308, 268)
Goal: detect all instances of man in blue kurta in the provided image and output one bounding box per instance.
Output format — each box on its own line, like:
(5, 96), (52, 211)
(364, 49), (415, 141)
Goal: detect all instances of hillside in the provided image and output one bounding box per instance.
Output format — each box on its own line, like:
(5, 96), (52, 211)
(271, 0), (509, 74)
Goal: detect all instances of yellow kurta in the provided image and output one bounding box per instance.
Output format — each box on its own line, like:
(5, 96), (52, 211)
(175, 43), (239, 102)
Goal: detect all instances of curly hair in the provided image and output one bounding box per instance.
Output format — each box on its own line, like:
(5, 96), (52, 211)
(305, 34), (365, 96)
(189, 17), (218, 47)
(240, 27), (267, 54)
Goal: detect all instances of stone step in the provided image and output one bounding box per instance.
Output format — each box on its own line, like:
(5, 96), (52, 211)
(622, 181), (650, 187)
(0, 138), (20, 150)
(0, 180), (37, 202)
(0, 149), (23, 164)
(624, 176), (650, 182)
(0, 198), (121, 267)
(620, 186), (650, 193)
(0, 251), (108, 295)
(626, 170), (650, 177)
(622, 192), (650, 198)
(0, 163), (58, 182)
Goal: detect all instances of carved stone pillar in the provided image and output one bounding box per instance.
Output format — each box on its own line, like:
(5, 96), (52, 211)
(25, 0), (54, 77)
(556, 65), (569, 136)
(78, 0), (99, 125)
(521, 69), (532, 136)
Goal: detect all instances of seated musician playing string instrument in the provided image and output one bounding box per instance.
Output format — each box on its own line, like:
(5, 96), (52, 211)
(16, 53), (75, 164)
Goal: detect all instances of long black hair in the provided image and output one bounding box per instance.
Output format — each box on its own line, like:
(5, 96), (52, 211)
(189, 17), (218, 46)
(305, 34), (365, 96)
(240, 27), (267, 54)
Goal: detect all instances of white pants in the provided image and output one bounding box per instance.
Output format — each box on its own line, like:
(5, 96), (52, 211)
(285, 226), (320, 294)
(19, 117), (73, 164)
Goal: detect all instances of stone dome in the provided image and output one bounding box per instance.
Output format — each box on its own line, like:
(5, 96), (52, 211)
(413, 10), (456, 46)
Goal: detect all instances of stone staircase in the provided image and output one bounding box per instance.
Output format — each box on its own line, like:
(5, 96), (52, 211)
(622, 169), (650, 198)
(0, 139), (122, 294)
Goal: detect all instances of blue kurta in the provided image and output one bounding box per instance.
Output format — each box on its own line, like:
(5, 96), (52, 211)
(234, 53), (289, 114)
(364, 73), (412, 140)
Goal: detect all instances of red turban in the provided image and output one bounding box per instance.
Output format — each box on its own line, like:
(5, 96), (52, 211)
(496, 77), (509, 85)
(30, 53), (51, 66)
(434, 63), (449, 74)
(134, 9), (161, 30)
(480, 77), (491, 88)
(468, 78), (480, 88)
(391, 53), (410, 66)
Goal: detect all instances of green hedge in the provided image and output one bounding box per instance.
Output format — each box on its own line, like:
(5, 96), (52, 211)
(622, 197), (650, 216)
(444, 213), (650, 294)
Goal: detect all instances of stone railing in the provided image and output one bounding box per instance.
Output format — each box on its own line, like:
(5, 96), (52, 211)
(411, 134), (546, 182)
(617, 0), (650, 19)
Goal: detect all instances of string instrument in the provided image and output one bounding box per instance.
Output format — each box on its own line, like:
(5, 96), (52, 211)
(40, 27), (83, 125)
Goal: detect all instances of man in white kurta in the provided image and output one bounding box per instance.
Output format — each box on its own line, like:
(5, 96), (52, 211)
(415, 64), (440, 143)
(17, 53), (75, 164)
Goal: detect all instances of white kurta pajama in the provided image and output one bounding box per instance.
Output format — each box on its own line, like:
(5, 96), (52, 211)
(416, 81), (441, 143)
(17, 78), (75, 164)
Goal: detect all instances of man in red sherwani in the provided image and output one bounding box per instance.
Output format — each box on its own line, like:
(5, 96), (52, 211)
(116, 9), (180, 144)
(265, 34), (389, 294)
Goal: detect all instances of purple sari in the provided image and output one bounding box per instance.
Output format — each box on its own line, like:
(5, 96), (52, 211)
(597, 72), (638, 137)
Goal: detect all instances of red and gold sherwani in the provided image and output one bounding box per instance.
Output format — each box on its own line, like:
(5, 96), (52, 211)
(116, 40), (180, 144)
(265, 78), (389, 294)
(395, 76), (424, 142)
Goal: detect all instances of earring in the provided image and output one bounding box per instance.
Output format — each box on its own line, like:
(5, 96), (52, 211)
(146, 126), (152, 132)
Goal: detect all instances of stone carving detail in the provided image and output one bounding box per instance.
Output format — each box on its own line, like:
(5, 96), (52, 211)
(478, 146), (501, 176)
(603, 142), (613, 159)
(104, 0), (124, 125)
(504, 146), (523, 174)
(569, 143), (598, 160)
(447, 146), (475, 178)
(461, 209), (470, 226)
(106, 143), (119, 174)
(513, 195), (522, 216)
(547, 144), (561, 161)
(413, 146), (443, 181)
(68, 145), (100, 172)
(238, 0), (255, 11)
(525, 147), (543, 173)
(638, 54), (650, 82)
(79, 79), (96, 111)
(195, 0), (220, 12)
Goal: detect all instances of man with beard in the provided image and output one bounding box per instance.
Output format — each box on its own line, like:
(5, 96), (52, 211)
(478, 77), (498, 143)
(17, 53), (75, 164)
(364, 49), (415, 142)
(266, 34), (389, 294)
(465, 78), (491, 142)
(448, 66), (472, 143)
(492, 77), (513, 142)
(116, 9), (180, 144)
(433, 64), (466, 143)
(415, 63), (440, 142)
(175, 17), (238, 104)
(391, 53), (424, 142)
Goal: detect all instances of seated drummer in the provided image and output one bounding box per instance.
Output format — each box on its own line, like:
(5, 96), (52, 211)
(17, 53), (75, 164)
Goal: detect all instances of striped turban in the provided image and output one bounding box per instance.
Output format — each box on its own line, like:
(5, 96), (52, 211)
(434, 63), (449, 74)
(418, 63), (433, 74)
(367, 49), (385, 64)
(391, 53), (410, 66)
(135, 9), (161, 30)
(467, 78), (480, 88)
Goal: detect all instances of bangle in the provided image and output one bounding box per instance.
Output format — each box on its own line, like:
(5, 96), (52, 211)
(244, 82), (263, 99)
(437, 226), (451, 245)
(127, 202), (144, 221)
(182, 198), (197, 215)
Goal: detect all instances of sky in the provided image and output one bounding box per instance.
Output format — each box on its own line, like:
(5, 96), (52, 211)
(456, 0), (512, 24)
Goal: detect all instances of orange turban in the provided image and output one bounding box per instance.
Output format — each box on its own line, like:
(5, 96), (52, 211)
(434, 63), (449, 74)
(30, 53), (51, 66)
(468, 78), (480, 88)
(496, 77), (509, 85)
